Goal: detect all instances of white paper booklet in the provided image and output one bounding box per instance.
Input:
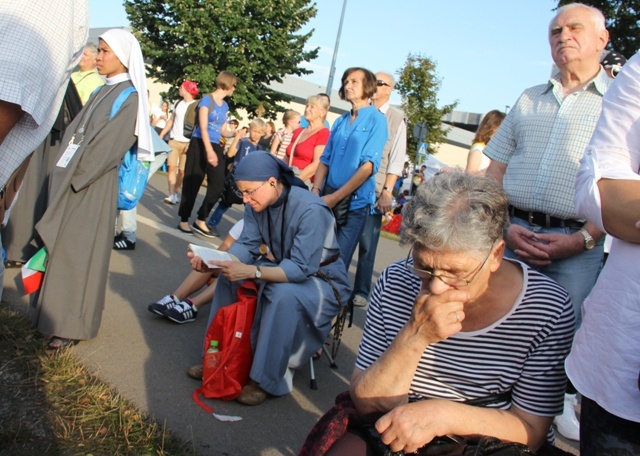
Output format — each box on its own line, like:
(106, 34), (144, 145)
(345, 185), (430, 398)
(189, 244), (232, 268)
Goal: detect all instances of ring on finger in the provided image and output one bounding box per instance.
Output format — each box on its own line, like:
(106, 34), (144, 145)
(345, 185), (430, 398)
(455, 311), (459, 323)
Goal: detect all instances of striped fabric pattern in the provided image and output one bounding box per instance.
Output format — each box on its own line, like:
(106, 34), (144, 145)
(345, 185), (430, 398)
(356, 259), (575, 418)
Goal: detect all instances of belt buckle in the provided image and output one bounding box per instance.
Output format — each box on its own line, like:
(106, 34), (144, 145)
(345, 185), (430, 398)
(528, 212), (535, 226)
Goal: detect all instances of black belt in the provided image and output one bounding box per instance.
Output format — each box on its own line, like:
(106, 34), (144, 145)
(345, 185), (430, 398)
(509, 206), (583, 229)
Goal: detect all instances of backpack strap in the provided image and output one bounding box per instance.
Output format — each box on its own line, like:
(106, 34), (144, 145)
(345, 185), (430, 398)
(110, 87), (137, 120)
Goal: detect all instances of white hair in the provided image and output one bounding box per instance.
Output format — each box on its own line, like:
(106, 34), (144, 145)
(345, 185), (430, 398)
(551, 3), (606, 33)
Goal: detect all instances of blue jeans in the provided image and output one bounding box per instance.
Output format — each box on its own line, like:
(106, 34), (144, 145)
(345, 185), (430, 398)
(506, 216), (603, 328)
(336, 205), (369, 272)
(351, 211), (382, 300)
(120, 152), (168, 242)
(207, 201), (230, 227)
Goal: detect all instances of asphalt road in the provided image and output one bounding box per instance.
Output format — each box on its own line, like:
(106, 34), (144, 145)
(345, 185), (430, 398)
(3, 172), (578, 455)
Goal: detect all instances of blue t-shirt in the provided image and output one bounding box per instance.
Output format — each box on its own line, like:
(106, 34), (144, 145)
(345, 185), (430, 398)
(192, 95), (228, 144)
(234, 138), (264, 166)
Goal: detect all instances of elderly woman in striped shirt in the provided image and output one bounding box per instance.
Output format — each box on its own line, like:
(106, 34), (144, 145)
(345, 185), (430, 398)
(330, 172), (575, 454)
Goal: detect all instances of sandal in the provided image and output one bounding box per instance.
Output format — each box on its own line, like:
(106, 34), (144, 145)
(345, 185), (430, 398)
(47, 337), (78, 350)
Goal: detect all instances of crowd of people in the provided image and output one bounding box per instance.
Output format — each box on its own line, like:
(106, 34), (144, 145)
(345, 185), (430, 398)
(1, 1), (638, 455)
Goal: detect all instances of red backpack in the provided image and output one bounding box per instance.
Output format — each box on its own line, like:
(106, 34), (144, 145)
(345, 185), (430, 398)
(193, 281), (258, 411)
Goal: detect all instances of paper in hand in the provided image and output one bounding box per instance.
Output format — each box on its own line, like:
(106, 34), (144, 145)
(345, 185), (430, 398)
(189, 244), (232, 268)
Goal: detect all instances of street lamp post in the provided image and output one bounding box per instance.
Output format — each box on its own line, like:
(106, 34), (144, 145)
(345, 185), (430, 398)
(326, 0), (348, 97)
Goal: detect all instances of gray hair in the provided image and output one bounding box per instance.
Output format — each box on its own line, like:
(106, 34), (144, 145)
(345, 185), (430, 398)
(551, 3), (606, 33)
(400, 172), (508, 253)
(84, 43), (98, 57)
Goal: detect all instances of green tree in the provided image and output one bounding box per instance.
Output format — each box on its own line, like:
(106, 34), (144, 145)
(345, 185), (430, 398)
(124, 0), (319, 118)
(556, 0), (640, 58)
(395, 53), (457, 161)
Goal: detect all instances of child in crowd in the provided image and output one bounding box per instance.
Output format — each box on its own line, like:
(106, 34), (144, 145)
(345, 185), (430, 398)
(148, 220), (243, 323)
(206, 119), (266, 237)
(270, 110), (301, 161)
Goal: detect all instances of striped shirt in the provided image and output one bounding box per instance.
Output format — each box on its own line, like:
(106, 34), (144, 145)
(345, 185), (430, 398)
(356, 259), (575, 420)
(484, 70), (612, 220)
(274, 128), (294, 161)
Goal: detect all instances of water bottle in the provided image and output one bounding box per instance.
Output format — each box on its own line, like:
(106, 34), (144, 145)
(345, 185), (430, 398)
(204, 340), (220, 372)
(207, 340), (219, 353)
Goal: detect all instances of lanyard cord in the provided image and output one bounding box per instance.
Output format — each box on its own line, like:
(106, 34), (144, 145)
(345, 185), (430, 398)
(69, 84), (119, 144)
(265, 187), (289, 263)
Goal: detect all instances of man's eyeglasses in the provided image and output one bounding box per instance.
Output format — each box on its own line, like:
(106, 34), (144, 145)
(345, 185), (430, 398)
(234, 181), (267, 199)
(404, 247), (492, 287)
(376, 80), (391, 87)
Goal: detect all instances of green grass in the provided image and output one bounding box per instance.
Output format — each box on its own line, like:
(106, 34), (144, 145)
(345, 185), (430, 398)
(0, 302), (199, 456)
(380, 230), (400, 242)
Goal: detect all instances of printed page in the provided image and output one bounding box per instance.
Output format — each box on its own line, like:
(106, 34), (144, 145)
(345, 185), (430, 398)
(188, 244), (232, 268)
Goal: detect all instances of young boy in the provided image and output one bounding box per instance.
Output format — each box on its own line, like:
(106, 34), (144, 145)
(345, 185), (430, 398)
(206, 118), (266, 236)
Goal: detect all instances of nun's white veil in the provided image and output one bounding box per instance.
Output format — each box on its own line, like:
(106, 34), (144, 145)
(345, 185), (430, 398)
(99, 29), (153, 161)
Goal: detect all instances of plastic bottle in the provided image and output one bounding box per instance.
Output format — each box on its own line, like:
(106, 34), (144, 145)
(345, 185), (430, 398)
(207, 340), (219, 353)
(204, 340), (220, 372)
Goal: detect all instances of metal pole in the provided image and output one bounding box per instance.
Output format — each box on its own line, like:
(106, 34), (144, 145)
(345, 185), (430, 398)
(326, 0), (348, 97)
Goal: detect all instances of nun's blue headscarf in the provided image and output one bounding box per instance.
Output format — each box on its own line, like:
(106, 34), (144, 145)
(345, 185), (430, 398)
(234, 151), (307, 190)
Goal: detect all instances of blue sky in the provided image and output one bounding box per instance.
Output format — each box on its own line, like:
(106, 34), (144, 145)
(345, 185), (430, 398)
(89, 0), (560, 115)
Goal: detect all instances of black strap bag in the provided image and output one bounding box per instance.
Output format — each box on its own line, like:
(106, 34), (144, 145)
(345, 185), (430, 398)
(323, 184), (351, 226)
(220, 171), (243, 206)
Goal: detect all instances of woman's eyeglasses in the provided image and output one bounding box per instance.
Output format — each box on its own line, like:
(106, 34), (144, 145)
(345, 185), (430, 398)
(234, 181), (268, 199)
(404, 247), (492, 287)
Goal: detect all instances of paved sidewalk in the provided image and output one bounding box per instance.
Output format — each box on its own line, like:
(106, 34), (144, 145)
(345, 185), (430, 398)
(3, 173), (408, 455)
(3, 173), (578, 455)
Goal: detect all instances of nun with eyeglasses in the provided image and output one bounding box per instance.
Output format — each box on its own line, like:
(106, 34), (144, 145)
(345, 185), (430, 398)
(189, 151), (350, 406)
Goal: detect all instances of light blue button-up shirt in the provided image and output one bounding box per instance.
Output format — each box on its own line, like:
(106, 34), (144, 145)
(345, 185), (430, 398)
(485, 69), (612, 220)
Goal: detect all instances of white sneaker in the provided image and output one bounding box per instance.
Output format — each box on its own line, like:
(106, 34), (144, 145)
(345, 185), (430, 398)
(174, 193), (181, 203)
(554, 393), (580, 441)
(163, 194), (177, 205)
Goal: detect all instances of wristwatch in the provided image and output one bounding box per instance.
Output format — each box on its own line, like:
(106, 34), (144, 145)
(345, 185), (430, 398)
(578, 228), (595, 250)
(383, 186), (392, 193)
(255, 266), (262, 279)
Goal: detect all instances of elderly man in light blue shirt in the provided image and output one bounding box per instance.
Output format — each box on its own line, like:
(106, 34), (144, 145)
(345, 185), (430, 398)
(485, 3), (612, 442)
(485, 3), (611, 328)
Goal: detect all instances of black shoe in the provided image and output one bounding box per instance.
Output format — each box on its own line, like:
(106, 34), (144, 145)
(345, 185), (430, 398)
(114, 235), (135, 250)
(176, 224), (193, 234)
(191, 223), (216, 239)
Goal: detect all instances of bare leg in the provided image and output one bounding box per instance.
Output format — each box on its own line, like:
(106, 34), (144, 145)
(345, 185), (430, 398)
(175, 169), (184, 195)
(167, 165), (178, 195)
(173, 270), (216, 301)
(189, 278), (217, 310)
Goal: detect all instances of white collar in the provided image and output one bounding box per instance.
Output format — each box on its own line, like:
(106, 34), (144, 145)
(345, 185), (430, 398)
(105, 73), (131, 86)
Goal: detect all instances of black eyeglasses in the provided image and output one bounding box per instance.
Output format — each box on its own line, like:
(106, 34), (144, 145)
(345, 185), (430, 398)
(376, 80), (391, 87)
(404, 247), (492, 287)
